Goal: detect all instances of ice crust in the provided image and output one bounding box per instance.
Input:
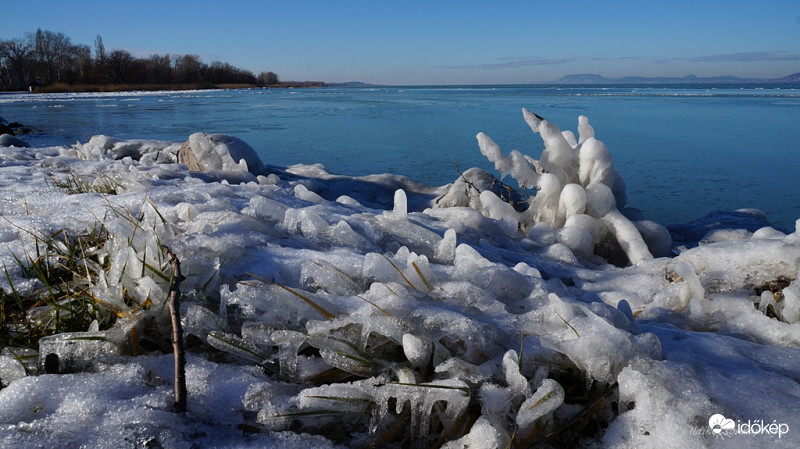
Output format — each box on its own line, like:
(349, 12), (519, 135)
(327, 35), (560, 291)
(0, 116), (798, 448)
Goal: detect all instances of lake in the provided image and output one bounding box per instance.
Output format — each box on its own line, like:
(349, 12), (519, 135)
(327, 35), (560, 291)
(1, 85), (799, 228)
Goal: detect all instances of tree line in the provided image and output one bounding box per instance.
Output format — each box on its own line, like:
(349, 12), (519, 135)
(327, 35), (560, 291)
(0, 29), (280, 91)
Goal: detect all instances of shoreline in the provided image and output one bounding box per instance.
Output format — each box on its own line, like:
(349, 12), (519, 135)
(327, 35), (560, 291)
(28, 81), (327, 94)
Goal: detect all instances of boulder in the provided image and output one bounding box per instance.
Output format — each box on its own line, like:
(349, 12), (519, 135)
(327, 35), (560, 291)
(0, 121), (34, 136)
(177, 133), (264, 175)
(0, 134), (29, 148)
(434, 167), (528, 211)
(667, 209), (785, 248)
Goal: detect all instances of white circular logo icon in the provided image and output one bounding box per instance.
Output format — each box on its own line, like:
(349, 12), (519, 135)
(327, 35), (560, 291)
(709, 414), (735, 434)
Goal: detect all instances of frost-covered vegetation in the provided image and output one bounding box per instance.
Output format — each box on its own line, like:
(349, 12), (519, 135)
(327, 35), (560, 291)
(0, 112), (799, 448)
(447, 108), (671, 266)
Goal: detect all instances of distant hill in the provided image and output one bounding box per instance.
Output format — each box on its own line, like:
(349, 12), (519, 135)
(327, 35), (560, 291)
(326, 81), (373, 87)
(777, 72), (800, 83)
(553, 73), (800, 84)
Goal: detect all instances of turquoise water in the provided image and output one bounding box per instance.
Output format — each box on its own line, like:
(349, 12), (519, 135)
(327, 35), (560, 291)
(2, 85), (799, 228)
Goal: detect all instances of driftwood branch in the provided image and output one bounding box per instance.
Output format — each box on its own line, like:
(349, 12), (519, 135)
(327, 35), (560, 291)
(163, 245), (187, 413)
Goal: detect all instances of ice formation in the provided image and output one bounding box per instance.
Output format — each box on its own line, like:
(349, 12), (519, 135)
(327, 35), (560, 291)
(471, 109), (671, 265)
(178, 132), (265, 175)
(0, 118), (798, 448)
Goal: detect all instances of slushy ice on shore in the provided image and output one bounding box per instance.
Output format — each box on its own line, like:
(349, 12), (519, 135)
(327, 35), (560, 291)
(0, 110), (798, 448)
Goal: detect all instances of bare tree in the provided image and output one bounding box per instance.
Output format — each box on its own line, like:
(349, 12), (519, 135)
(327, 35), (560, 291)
(0, 38), (34, 88)
(32, 28), (73, 83)
(146, 53), (172, 84)
(107, 49), (134, 83)
(173, 54), (204, 83)
(92, 35), (107, 82)
(258, 71), (279, 85)
(94, 35), (106, 63)
(2, 30), (278, 90)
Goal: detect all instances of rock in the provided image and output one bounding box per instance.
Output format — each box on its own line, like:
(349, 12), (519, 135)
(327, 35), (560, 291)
(667, 209), (785, 248)
(177, 133), (264, 175)
(0, 121), (34, 135)
(0, 134), (29, 148)
(13, 126), (33, 135)
(434, 167), (528, 211)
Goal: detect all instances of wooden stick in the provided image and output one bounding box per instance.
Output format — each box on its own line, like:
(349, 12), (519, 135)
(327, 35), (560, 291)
(162, 245), (187, 413)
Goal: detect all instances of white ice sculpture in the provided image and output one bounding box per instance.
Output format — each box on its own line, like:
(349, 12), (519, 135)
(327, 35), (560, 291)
(477, 109), (670, 265)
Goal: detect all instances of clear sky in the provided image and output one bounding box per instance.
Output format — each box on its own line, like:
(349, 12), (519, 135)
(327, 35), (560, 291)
(4, 0), (799, 85)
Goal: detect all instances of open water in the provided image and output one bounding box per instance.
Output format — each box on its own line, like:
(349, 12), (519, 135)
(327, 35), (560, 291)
(1, 85), (799, 228)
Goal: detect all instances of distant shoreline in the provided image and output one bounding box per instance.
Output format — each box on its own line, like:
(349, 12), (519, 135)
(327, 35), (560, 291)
(31, 81), (328, 94)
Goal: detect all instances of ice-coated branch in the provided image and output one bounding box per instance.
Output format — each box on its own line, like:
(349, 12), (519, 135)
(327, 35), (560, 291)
(476, 132), (539, 188)
(577, 115), (595, 144)
(473, 110), (669, 265)
(522, 108), (578, 184)
(163, 245), (188, 413)
(584, 182), (652, 264)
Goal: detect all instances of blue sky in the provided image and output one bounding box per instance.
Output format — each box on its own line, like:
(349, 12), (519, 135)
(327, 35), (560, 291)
(5, 0), (800, 85)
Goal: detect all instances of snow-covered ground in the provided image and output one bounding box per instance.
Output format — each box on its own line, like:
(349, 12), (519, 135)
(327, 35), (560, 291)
(0, 112), (799, 448)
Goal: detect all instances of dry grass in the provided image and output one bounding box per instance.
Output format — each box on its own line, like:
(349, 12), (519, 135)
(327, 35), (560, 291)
(35, 82), (219, 93)
(0, 223), (115, 348)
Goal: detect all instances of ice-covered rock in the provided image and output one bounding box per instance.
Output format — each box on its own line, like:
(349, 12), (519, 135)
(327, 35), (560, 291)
(178, 132), (265, 174)
(433, 167), (527, 211)
(668, 208), (784, 249)
(0, 134), (30, 148)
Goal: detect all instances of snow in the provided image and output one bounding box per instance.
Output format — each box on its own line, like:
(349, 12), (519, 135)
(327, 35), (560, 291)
(0, 111), (799, 448)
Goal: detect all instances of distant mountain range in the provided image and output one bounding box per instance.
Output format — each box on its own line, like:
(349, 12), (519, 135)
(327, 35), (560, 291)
(552, 72), (800, 84)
